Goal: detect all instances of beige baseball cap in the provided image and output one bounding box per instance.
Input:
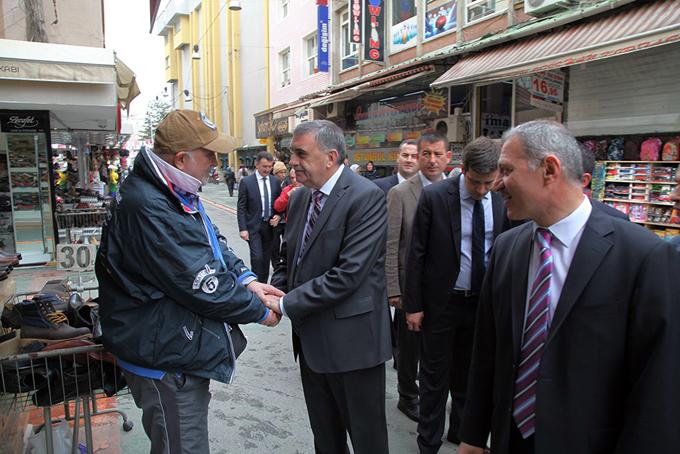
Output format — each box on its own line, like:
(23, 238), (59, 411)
(154, 110), (237, 155)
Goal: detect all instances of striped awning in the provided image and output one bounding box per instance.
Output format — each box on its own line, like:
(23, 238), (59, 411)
(432, 0), (680, 87)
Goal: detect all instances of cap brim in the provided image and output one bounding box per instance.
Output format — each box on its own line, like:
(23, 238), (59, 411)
(203, 133), (240, 154)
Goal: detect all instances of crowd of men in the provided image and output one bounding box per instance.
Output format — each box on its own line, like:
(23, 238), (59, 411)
(97, 109), (680, 454)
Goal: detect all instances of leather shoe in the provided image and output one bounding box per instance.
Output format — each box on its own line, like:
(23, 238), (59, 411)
(397, 398), (420, 422)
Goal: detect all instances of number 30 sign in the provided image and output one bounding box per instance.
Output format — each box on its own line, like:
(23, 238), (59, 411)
(57, 244), (97, 271)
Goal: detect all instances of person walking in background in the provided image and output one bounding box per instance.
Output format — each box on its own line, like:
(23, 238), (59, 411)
(374, 139), (419, 196)
(237, 151), (282, 283)
(266, 120), (392, 453)
(458, 121), (680, 454)
(95, 109), (282, 454)
(273, 168), (301, 222)
(363, 160), (379, 180)
(271, 161), (289, 268)
(404, 137), (508, 452)
(224, 165), (236, 197)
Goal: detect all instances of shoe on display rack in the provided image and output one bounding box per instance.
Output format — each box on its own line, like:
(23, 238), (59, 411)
(15, 296), (91, 342)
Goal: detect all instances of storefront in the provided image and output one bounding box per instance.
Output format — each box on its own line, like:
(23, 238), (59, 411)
(0, 39), (139, 264)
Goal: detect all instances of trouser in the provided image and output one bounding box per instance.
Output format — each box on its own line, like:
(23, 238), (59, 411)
(509, 422), (535, 454)
(248, 221), (274, 283)
(271, 223), (285, 270)
(417, 296), (477, 453)
(123, 370), (211, 454)
(299, 353), (389, 454)
(395, 307), (420, 401)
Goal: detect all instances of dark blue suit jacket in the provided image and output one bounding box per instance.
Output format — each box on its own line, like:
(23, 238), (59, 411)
(373, 174), (399, 196)
(237, 173), (281, 232)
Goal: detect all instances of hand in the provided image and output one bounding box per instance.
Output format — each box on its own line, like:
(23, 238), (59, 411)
(259, 309), (281, 327)
(263, 294), (282, 314)
(457, 442), (486, 454)
(239, 230), (249, 241)
(246, 281), (285, 303)
(388, 296), (402, 309)
(269, 215), (281, 227)
(406, 311), (424, 332)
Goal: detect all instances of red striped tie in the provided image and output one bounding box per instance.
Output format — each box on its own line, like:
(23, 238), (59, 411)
(300, 190), (323, 256)
(513, 228), (553, 438)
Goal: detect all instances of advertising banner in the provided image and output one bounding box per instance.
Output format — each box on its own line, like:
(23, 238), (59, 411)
(391, 16), (417, 53)
(318, 3), (330, 72)
(350, 0), (362, 44)
(364, 0), (385, 63)
(424, 1), (456, 40)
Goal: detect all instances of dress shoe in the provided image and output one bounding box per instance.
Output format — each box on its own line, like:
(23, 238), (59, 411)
(397, 398), (420, 422)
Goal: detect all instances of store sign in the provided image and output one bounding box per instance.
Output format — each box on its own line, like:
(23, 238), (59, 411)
(0, 111), (49, 132)
(271, 117), (290, 136)
(317, 3), (330, 72)
(364, 0), (385, 63)
(530, 70), (565, 105)
(424, 1), (456, 40)
(57, 244), (97, 271)
(350, 0), (362, 44)
(351, 91), (448, 130)
(255, 113), (273, 138)
(480, 113), (511, 139)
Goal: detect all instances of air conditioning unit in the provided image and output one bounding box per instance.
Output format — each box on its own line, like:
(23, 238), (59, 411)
(325, 102), (344, 119)
(524, 0), (578, 17)
(435, 110), (466, 143)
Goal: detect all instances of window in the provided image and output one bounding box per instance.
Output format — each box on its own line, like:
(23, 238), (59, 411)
(304, 34), (318, 76)
(279, 48), (291, 87)
(466, 0), (507, 24)
(280, 0), (289, 19)
(341, 11), (359, 70)
(165, 56), (170, 69)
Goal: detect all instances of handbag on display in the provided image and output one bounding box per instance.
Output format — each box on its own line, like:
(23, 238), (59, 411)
(607, 137), (625, 161)
(662, 137), (680, 161)
(640, 138), (662, 161)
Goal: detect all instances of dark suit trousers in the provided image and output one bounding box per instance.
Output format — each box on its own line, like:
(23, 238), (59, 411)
(417, 295), (477, 453)
(271, 223), (285, 270)
(248, 221), (274, 283)
(299, 353), (388, 454)
(395, 307), (420, 401)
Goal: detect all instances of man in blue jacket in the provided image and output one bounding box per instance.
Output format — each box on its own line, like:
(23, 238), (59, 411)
(95, 109), (282, 454)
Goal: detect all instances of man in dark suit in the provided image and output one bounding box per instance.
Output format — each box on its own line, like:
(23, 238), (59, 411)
(386, 133), (449, 423)
(374, 139), (419, 195)
(458, 121), (680, 454)
(267, 120), (392, 453)
(237, 151), (282, 283)
(404, 137), (508, 453)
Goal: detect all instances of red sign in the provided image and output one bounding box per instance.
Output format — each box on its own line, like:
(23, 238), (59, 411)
(351, 0), (362, 44)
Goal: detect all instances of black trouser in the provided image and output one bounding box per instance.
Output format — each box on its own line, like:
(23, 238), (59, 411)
(248, 221), (274, 283)
(299, 353), (388, 454)
(271, 223), (285, 270)
(417, 294), (477, 453)
(395, 307), (420, 402)
(227, 181), (235, 197)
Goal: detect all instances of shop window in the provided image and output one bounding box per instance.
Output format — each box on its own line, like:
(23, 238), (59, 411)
(165, 56), (170, 69)
(279, 48), (291, 87)
(450, 85), (472, 115)
(478, 82), (512, 138)
(304, 33), (318, 77)
(465, 0), (507, 25)
(515, 71), (564, 125)
(341, 10), (359, 70)
(391, 0), (417, 53)
(424, 0), (457, 41)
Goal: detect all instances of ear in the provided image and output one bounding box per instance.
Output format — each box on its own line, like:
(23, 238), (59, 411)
(543, 155), (561, 183)
(581, 172), (592, 189)
(174, 152), (189, 171)
(327, 149), (338, 168)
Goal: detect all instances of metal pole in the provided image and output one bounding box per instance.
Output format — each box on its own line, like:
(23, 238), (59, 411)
(43, 407), (54, 453)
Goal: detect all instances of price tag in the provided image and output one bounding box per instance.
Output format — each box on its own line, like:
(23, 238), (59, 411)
(56, 244), (97, 271)
(530, 70), (565, 105)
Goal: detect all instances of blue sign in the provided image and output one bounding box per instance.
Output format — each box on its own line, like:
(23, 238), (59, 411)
(318, 5), (329, 72)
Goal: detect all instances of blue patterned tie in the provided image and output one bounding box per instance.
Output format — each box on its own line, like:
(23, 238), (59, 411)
(513, 228), (553, 438)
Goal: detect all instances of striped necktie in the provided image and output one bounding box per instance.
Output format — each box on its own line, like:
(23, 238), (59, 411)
(300, 190), (323, 256)
(513, 228), (553, 439)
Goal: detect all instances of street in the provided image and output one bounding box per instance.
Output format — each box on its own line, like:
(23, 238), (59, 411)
(118, 182), (441, 453)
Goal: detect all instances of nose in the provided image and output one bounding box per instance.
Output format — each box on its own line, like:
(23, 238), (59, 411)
(290, 155), (299, 166)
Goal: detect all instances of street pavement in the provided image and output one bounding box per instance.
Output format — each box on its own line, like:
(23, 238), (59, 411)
(117, 182), (460, 453)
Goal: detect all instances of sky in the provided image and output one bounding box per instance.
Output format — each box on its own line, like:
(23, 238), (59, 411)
(103, 0), (166, 126)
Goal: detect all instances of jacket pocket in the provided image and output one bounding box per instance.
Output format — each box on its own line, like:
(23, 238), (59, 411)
(334, 297), (374, 319)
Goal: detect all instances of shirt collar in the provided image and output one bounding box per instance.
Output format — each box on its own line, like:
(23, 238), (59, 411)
(533, 196), (592, 248)
(419, 170), (444, 187)
(459, 173), (490, 202)
(318, 164), (345, 197)
(397, 173), (407, 184)
(255, 170), (266, 180)
(144, 148), (201, 196)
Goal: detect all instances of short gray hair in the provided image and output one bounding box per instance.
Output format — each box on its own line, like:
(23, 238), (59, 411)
(293, 120), (346, 165)
(462, 137), (500, 175)
(502, 120), (583, 183)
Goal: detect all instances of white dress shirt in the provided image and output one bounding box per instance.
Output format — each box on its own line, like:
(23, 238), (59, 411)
(418, 170), (444, 188)
(455, 174), (494, 291)
(255, 170), (271, 219)
(525, 196), (592, 326)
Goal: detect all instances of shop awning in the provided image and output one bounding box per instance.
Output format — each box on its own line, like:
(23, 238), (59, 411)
(432, 0), (680, 87)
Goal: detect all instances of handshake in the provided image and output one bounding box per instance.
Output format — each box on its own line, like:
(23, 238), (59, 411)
(246, 281), (286, 327)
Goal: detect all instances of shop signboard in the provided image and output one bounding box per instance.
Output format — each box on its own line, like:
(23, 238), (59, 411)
(350, 90), (448, 131)
(529, 70), (565, 108)
(391, 16), (417, 53)
(255, 113), (273, 139)
(480, 113), (511, 139)
(364, 0), (385, 63)
(317, 1), (330, 72)
(424, 1), (456, 40)
(57, 244), (97, 271)
(271, 117), (290, 137)
(350, 0), (362, 43)
(0, 111), (49, 133)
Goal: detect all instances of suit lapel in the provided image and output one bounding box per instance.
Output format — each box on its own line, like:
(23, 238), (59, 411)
(491, 192), (505, 238)
(511, 225), (533, 362)
(408, 176), (422, 204)
(546, 210), (613, 344)
(289, 188), (311, 278)
(447, 177), (462, 260)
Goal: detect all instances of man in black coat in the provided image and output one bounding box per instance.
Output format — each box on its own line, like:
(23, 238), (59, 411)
(458, 121), (680, 454)
(237, 151), (282, 283)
